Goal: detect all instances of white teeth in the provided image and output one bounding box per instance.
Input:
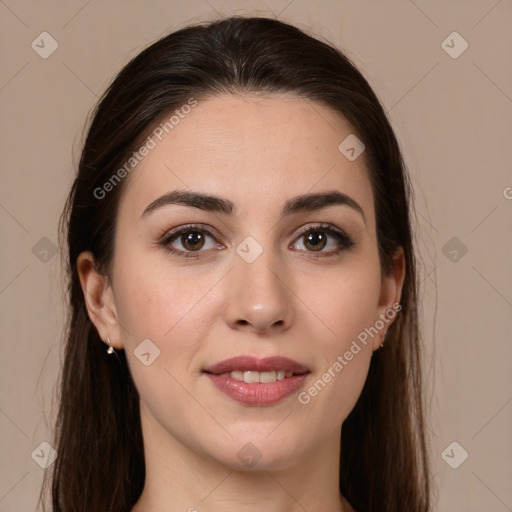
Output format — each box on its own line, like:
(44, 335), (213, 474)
(259, 370), (277, 383)
(225, 370), (293, 383)
(243, 371), (260, 383)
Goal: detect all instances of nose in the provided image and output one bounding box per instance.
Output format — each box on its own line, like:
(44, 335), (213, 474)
(223, 249), (295, 335)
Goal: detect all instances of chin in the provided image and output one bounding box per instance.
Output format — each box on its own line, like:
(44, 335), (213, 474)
(203, 431), (307, 472)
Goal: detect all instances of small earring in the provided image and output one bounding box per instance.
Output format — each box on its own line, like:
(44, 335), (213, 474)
(380, 332), (386, 348)
(106, 336), (115, 354)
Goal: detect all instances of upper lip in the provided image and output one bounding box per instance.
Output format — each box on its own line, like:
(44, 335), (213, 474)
(203, 356), (310, 375)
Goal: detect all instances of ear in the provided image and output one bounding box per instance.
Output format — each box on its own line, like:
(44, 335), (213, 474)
(77, 251), (123, 350)
(372, 246), (406, 351)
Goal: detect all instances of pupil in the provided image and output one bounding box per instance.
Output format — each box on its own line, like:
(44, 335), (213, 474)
(182, 231), (204, 250)
(305, 232), (326, 251)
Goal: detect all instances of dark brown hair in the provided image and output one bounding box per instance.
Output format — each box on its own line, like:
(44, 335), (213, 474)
(42, 15), (431, 512)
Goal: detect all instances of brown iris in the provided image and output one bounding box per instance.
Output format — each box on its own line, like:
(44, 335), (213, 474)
(181, 231), (205, 251)
(303, 231), (327, 251)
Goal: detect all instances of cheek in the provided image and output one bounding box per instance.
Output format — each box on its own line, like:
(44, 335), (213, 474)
(109, 260), (204, 399)
(112, 255), (211, 342)
(293, 258), (381, 422)
(111, 253), (227, 391)
(295, 256), (382, 350)
(111, 261), (208, 423)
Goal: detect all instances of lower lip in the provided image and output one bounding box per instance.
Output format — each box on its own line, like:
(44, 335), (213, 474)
(205, 373), (309, 406)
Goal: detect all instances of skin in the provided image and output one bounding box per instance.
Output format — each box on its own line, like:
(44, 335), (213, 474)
(78, 94), (405, 512)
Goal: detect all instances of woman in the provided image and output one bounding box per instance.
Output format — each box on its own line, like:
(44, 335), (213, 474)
(42, 15), (431, 512)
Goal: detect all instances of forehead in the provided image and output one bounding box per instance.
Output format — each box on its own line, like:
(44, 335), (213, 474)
(118, 93), (375, 226)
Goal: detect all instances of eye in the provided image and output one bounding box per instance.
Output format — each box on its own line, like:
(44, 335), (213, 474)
(159, 223), (354, 259)
(290, 224), (354, 256)
(160, 225), (224, 257)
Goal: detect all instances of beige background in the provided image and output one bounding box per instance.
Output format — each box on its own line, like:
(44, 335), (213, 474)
(1, 0), (511, 510)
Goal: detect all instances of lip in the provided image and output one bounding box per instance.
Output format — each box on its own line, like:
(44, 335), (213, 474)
(205, 374), (309, 406)
(203, 356), (310, 375)
(203, 356), (310, 406)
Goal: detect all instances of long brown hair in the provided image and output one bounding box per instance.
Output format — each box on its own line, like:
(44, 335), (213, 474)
(42, 15), (431, 512)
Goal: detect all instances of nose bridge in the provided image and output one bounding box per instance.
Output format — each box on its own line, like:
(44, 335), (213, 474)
(223, 238), (294, 333)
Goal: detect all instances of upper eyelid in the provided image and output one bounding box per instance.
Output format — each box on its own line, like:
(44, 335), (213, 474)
(293, 223), (348, 237)
(161, 223), (222, 242)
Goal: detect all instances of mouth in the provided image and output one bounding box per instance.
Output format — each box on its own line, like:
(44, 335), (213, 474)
(202, 356), (310, 406)
(213, 369), (300, 383)
(203, 355), (310, 378)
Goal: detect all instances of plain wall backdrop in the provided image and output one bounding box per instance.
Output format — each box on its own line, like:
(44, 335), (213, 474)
(0, 0), (511, 510)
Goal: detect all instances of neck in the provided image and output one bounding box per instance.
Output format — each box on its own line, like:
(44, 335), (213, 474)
(131, 402), (348, 512)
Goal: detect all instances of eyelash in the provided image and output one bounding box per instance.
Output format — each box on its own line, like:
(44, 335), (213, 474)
(158, 223), (355, 259)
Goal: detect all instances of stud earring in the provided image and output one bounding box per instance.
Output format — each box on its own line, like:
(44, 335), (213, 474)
(106, 336), (115, 354)
(380, 332), (386, 348)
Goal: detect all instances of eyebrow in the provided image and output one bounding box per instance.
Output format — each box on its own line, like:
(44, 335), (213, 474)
(141, 189), (366, 224)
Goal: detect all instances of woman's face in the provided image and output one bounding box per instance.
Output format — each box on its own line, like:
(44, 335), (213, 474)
(89, 94), (404, 471)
